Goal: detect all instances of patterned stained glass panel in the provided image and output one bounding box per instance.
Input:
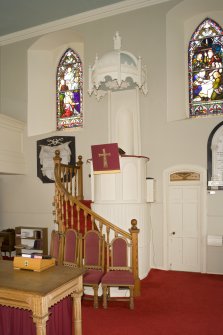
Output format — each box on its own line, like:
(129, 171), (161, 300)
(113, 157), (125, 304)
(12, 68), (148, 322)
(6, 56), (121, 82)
(56, 48), (83, 130)
(188, 18), (223, 118)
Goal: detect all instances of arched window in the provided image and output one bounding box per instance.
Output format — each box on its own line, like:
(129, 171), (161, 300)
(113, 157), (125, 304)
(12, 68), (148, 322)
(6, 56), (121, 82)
(188, 18), (223, 118)
(56, 48), (83, 130)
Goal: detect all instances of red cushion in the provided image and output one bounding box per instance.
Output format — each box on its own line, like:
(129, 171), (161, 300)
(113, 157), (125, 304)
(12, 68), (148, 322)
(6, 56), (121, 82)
(85, 232), (99, 266)
(101, 271), (134, 285)
(83, 269), (104, 284)
(64, 230), (77, 262)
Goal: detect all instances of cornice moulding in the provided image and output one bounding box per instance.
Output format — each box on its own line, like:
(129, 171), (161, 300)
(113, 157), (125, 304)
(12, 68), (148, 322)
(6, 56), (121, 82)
(0, 0), (171, 46)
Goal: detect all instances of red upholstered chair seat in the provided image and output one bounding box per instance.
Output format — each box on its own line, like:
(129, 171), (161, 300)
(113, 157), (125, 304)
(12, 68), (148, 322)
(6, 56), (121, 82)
(82, 230), (105, 308)
(83, 269), (104, 284)
(101, 270), (134, 285)
(102, 236), (135, 309)
(63, 229), (81, 268)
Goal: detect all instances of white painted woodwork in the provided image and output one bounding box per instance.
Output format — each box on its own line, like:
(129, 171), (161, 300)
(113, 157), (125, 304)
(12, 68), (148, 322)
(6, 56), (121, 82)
(168, 185), (201, 272)
(93, 156), (148, 203)
(91, 156), (150, 279)
(108, 89), (141, 155)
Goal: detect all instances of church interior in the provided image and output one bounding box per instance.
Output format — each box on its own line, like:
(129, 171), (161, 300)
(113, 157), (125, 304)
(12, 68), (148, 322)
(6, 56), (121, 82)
(1, 0), (223, 333)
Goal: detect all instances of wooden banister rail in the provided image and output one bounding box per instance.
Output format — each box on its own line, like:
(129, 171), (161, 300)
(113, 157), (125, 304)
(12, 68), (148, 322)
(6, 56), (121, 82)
(53, 150), (140, 296)
(53, 150), (84, 201)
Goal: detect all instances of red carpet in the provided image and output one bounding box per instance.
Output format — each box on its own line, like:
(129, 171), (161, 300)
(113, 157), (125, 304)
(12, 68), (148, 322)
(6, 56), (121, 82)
(82, 269), (223, 335)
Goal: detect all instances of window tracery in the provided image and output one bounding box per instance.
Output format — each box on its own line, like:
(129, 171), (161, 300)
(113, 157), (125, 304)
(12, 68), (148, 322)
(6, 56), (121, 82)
(56, 48), (83, 130)
(189, 18), (223, 117)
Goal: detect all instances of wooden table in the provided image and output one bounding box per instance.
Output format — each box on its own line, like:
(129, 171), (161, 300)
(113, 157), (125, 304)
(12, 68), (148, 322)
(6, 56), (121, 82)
(0, 260), (85, 335)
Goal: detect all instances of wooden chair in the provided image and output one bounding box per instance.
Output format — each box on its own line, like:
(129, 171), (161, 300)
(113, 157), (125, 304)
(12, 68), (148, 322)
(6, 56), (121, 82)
(63, 229), (81, 268)
(0, 229), (15, 257)
(82, 230), (105, 308)
(101, 236), (135, 309)
(50, 230), (60, 263)
(0, 237), (3, 260)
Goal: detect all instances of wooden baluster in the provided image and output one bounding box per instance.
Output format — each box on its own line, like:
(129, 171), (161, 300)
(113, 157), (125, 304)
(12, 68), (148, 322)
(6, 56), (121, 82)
(129, 219), (140, 297)
(99, 221), (103, 235)
(73, 167), (78, 198)
(69, 166), (73, 194)
(52, 187), (57, 225)
(76, 205), (80, 233)
(70, 201), (74, 229)
(65, 166), (69, 191)
(106, 226), (110, 270)
(73, 202), (77, 231)
(91, 216), (94, 230)
(58, 192), (62, 223)
(73, 169), (77, 197)
(53, 150), (62, 179)
(61, 166), (65, 188)
(65, 197), (69, 229)
(84, 211), (87, 234)
(77, 155), (84, 200)
(61, 194), (64, 228)
(57, 193), (65, 265)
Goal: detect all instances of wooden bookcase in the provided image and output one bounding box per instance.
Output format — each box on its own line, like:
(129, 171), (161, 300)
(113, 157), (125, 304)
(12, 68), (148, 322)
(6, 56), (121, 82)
(15, 226), (48, 256)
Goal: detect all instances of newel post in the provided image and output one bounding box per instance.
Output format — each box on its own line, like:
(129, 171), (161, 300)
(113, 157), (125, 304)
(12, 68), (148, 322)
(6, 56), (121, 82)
(53, 150), (62, 176)
(77, 155), (84, 200)
(53, 150), (62, 230)
(130, 219), (140, 296)
(53, 150), (64, 264)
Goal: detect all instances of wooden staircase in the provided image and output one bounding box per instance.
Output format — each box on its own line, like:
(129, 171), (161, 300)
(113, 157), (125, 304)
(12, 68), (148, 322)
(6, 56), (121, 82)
(53, 150), (140, 296)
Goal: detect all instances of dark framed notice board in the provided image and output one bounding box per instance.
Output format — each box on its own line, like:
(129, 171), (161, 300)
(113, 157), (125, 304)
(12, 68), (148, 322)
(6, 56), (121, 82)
(207, 121), (223, 190)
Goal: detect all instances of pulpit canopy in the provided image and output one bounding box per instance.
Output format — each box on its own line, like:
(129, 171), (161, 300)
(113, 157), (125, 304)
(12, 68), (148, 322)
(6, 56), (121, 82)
(88, 32), (148, 100)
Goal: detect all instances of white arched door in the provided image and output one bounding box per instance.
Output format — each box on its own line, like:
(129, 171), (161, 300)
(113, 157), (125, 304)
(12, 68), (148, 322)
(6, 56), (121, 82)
(164, 167), (206, 273)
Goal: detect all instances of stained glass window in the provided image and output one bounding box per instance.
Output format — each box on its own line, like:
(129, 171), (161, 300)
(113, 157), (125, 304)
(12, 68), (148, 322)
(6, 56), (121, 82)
(56, 48), (83, 130)
(188, 18), (223, 118)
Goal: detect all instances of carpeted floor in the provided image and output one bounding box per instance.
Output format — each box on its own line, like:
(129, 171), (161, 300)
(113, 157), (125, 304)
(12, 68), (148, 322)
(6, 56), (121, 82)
(82, 269), (223, 335)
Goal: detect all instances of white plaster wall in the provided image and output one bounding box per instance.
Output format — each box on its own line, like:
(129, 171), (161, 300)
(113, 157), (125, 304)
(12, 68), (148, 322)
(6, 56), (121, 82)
(27, 30), (84, 136)
(0, 114), (26, 174)
(0, 0), (223, 273)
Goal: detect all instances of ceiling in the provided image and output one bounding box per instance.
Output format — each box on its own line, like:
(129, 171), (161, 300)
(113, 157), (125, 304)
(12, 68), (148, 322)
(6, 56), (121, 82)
(0, 0), (124, 37)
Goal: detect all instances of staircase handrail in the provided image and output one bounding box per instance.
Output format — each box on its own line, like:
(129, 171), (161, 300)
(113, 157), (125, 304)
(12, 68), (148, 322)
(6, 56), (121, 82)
(53, 150), (140, 296)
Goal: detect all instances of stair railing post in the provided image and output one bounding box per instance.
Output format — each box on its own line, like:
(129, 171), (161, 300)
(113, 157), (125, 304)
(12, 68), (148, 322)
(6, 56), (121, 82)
(129, 219), (140, 297)
(77, 155), (84, 200)
(53, 150), (64, 264)
(54, 150), (62, 177)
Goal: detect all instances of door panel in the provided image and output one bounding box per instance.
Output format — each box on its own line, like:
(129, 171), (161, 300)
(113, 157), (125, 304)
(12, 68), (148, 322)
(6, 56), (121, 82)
(169, 202), (182, 235)
(183, 238), (198, 267)
(183, 203), (198, 237)
(168, 185), (200, 272)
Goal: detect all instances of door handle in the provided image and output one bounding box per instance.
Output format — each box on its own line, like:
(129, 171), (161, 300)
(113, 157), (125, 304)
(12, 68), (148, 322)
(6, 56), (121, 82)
(171, 232), (176, 235)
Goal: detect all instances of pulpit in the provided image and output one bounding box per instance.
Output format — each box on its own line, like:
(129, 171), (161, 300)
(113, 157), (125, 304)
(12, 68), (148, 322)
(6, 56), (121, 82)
(91, 155), (150, 279)
(88, 32), (150, 280)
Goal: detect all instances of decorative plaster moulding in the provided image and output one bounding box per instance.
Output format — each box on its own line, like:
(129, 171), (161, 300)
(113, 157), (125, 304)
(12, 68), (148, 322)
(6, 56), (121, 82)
(88, 32), (148, 100)
(0, 0), (172, 46)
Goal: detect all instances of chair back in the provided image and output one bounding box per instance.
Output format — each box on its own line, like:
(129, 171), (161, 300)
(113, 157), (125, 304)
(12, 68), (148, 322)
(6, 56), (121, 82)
(63, 229), (81, 267)
(50, 230), (60, 261)
(0, 237), (3, 260)
(83, 230), (104, 270)
(109, 236), (132, 271)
